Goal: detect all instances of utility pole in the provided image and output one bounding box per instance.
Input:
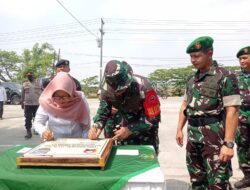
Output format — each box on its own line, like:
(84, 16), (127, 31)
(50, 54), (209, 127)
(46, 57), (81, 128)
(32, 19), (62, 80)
(98, 18), (105, 84)
(58, 48), (61, 61)
(52, 51), (56, 76)
(53, 48), (60, 76)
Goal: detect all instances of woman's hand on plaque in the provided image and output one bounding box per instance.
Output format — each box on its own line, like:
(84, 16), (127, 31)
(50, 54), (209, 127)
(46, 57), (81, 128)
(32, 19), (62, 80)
(88, 124), (102, 140)
(42, 129), (54, 141)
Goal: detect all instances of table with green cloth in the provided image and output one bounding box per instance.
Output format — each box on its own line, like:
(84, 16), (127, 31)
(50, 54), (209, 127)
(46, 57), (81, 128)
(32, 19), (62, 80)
(0, 145), (166, 190)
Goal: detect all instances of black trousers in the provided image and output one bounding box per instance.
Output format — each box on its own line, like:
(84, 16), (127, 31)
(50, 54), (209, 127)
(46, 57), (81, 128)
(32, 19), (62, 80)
(24, 105), (39, 131)
(0, 101), (3, 118)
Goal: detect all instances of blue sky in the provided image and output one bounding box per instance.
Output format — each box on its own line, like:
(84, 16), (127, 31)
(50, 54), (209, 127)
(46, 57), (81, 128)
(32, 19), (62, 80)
(0, 0), (250, 81)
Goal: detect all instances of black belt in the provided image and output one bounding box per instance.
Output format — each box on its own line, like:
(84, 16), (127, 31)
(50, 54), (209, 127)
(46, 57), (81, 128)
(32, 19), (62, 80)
(241, 105), (250, 111)
(188, 115), (222, 126)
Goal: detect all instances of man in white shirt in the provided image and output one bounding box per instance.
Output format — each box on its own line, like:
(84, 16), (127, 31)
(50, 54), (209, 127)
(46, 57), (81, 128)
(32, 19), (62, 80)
(0, 82), (7, 120)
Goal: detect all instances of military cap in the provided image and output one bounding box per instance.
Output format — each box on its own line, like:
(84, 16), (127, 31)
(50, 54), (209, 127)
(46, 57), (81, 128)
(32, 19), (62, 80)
(186, 36), (214, 53)
(100, 60), (133, 93)
(55, 59), (70, 67)
(236, 46), (250, 58)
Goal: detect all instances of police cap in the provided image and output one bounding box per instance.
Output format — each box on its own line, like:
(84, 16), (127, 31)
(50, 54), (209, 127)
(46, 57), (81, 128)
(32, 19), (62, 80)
(55, 59), (70, 67)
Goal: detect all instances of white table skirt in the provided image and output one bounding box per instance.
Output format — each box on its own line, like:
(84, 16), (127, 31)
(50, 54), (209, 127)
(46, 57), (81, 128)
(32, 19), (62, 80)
(122, 167), (167, 190)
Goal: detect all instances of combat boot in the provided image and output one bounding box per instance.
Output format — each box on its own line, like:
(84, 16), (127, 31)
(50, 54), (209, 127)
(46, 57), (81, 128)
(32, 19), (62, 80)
(234, 175), (250, 189)
(24, 130), (32, 139)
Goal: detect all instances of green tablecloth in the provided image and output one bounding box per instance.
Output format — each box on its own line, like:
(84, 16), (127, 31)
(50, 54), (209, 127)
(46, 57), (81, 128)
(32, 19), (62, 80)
(0, 145), (159, 190)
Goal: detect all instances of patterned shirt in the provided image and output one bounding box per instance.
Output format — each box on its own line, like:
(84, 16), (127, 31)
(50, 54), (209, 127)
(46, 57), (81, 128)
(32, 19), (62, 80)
(185, 61), (241, 118)
(235, 69), (250, 124)
(94, 74), (160, 138)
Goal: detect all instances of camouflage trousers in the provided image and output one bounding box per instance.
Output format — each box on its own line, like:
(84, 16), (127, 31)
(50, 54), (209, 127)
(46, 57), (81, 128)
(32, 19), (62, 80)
(235, 122), (250, 175)
(186, 141), (232, 190)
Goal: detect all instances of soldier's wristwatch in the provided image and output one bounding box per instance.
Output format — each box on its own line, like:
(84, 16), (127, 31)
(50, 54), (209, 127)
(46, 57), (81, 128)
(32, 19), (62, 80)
(223, 141), (234, 148)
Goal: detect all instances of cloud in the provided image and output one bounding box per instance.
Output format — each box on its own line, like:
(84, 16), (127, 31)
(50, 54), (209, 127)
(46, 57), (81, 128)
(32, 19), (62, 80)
(0, 0), (57, 19)
(102, 0), (250, 20)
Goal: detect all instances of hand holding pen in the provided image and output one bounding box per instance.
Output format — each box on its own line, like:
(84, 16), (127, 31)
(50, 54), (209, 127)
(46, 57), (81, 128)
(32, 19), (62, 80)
(42, 128), (54, 141)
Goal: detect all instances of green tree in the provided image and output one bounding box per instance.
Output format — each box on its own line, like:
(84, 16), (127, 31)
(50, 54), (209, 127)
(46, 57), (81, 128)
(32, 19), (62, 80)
(224, 66), (240, 72)
(0, 50), (21, 82)
(81, 75), (99, 97)
(149, 65), (241, 96)
(19, 42), (57, 81)
(149, 66), (195, 96)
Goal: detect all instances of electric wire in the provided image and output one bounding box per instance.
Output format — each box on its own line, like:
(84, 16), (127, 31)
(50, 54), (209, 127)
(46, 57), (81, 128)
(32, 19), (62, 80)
(55, 0), (98, 38)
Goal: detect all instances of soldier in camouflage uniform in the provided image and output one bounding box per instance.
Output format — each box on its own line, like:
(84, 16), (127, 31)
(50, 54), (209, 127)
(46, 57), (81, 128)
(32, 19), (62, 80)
(88, 60), (161, 153)
(176, 36), (241, 190)
(234, 46), (250, 189)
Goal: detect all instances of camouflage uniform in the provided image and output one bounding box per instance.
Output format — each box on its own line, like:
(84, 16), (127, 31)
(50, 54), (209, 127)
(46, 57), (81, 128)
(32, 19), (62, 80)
(185, 61), (240, 190)
(103, 109), (122, 138)
(235, 69), (250, 176)
(93, 60), (161, 153)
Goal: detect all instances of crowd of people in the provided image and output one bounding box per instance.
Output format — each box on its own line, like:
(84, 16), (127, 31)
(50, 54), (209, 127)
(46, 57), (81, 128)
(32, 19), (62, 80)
(0, 36), (249, 189)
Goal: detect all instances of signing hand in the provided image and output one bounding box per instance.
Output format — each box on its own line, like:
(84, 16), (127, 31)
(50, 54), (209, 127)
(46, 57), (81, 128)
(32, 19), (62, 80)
(42, 129), (54, 141)
(88, 124), (102, 140)
(112, 127), (132, 141)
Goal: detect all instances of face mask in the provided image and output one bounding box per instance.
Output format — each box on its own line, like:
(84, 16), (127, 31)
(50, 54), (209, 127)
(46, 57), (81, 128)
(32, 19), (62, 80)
(27, 75), (34, 82)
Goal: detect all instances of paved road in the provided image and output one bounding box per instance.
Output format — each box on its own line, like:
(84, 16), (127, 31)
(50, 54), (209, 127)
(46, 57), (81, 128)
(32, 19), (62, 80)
(0, 97), (245, 189)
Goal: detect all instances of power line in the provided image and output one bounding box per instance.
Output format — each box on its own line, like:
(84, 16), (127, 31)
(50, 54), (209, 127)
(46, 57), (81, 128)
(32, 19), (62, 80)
(55, 0), (98, 38)
(104, 18), (250, 25)
(0, 19), (99, 37)
(1, 18), (249, 37)
(1, 17), (249, 43)
(61, 51), (238, 62)
(1, 17), (249, 66)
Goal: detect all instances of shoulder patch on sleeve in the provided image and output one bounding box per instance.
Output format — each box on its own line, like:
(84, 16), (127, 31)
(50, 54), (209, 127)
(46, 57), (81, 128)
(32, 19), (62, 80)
(143, 89), (160, 117)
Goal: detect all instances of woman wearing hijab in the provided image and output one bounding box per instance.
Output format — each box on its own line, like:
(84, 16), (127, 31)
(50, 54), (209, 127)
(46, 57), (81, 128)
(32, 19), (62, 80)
(34, 72), (90, 141)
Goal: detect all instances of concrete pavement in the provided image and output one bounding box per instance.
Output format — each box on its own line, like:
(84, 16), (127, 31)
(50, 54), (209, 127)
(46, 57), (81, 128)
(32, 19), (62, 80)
(0, 97), (247, 189)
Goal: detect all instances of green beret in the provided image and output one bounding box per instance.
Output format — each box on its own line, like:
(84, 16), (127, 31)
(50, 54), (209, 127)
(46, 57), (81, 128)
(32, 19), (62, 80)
(186, 36), (214, 53)
(236, 46), (250, 58)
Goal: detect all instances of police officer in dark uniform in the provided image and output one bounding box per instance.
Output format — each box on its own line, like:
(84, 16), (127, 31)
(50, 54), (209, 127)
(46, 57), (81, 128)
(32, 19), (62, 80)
(176, 36), (241, 189)
(88, 60), (161, 153)
(21, 71), (42, 139)
(234, 46), (250, 189)
(42, 59), (82, 91)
